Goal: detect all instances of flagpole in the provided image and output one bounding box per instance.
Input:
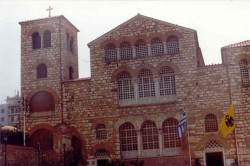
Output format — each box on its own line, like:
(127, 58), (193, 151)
(186, 108), (192, 166)
(225, 60), (240, 165)
(234, 127), (240, 165)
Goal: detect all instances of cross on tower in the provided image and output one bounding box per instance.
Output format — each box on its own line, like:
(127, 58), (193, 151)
(47, 6), (53, 17)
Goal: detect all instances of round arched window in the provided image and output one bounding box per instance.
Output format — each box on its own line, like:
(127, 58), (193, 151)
(30, 91), (55, 112)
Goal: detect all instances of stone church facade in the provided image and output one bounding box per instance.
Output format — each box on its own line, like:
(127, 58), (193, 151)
(19, 14), (250, 166)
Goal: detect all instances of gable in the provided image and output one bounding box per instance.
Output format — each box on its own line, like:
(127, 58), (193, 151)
(88, 14), (195, 48)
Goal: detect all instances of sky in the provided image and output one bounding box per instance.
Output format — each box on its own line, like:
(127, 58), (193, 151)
(0, 0), (249, 103)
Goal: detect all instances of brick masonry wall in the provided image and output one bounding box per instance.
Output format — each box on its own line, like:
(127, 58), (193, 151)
(19, 14), (250, 166)
(0, 145), (37, 166)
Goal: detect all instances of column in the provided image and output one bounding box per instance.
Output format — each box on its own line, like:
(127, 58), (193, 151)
(158, 128), (163, 156)
(163, 42), (167, 55)
(154, 77), (160, 99)
(132, 46), (136, 58)
(41, 34), (44, 48)
(137, 130), (142, 157)
(116, 48), (121, 60)
(147, 44), (152, 56)
(133, 78), (138, 104)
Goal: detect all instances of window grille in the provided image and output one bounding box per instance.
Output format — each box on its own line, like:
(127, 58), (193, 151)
(138, 69), (155, 98)
(119, 122), (138, 151)
(120, 42), (133, 59)
(37, 63), (47, 78)
(135, 40), (148, 57)
(117, 72), (134, 100)
(30, 129), (53, 150)
(69, 66), (73, 80)
(162, 118), (180, 148)
(32, 32), (41, 49)
(159, 67), (176, 95)
(151, 38), (164, 56)
(205, 140), (222, 149)
(95, 149), (110, 158)
(239, 59), (249, 86)
(167, 36), (179, 54)
(96, 124), (107, 140)
(105, 44), (117, 61)
(141, 120), (159, 150)
(43, 30), (51, 48)
(205, 114), (218, 132)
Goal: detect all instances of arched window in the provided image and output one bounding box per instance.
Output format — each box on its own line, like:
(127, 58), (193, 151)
(120, 42), (133, 59)
(119, 122), (138, 151)
(30, 91), (55, 112)
(159, 67), (176, 95)
(30, 129), (53, 150)
(141, 120), (159, 150)
(96, 124), (107, 140)
(32, 32), (41, 49)
(167, 36), (179, 54)
(135, 40), (148, 57)
(70, 37), (74, 52)
(138, 69), (155, 98)
(66, 33), (70, 50)
(43, 30), (51, 48)
(151, 37), (164, 56)
(105, 43), (117, 61)
(205, 114), (218, 132)
(239, 59), (249, 86)
(69, 66), (73, 80)
(162, 118), (180, 148)
(37, 63), (47, 78)
(117, 72), (134, 100)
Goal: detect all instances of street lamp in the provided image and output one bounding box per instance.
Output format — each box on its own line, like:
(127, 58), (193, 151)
(38, 142), (40, 166)
(4, 135), (7, 166)
(63, 143), (66, 166)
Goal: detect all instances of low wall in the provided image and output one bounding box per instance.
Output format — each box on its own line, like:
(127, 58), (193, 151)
(0, 144), (38, 166)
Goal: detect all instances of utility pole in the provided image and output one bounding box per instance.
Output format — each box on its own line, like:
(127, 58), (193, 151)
(22, 96), (29, 146)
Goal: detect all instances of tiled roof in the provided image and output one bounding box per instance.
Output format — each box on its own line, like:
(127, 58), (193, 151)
(223, 40), (250, 48)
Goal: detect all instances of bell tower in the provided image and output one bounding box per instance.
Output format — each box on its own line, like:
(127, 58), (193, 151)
(19, 15), (79, 125)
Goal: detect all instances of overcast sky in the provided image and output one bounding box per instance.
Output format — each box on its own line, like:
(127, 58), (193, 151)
(0, 0), (249, 103)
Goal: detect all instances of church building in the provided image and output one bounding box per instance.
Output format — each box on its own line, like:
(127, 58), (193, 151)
(19, 14), (250, 166)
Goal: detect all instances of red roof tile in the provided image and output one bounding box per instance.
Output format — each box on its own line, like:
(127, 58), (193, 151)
(223, 40), (250, 48)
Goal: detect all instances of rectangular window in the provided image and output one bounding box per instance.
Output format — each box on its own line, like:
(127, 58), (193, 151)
(1, 109), (4, 113)
(11, 117), (14, 122)
(1, 117), (4, 121)
(11, 108), (14, 113)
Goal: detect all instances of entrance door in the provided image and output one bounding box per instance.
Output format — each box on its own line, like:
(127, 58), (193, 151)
(97, 159), (109, 166)
(206, 152), (224, 166)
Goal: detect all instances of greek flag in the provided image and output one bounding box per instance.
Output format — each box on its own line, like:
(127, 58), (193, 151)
(177, 110), (187, 138)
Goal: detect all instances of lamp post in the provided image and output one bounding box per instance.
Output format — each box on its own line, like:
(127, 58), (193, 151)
(63, 143), (66, 166)
(38, 142), (40, 166)
(4, 135), (7, 166)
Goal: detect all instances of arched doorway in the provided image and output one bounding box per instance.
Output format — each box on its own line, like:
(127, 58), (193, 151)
(71, 136), (83, 165)
(30, 129), (53, 150)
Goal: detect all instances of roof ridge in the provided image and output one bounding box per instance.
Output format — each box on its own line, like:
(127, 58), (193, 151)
(87, 14), (195, 47)
(222, 40), (250, 48)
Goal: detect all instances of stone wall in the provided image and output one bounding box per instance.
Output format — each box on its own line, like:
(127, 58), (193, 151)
(0, 145), (37, 166)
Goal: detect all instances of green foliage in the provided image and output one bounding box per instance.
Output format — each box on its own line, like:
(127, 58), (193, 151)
(195, 158), (201, 166)
(107, 159), (125, 166)
(130, 160), (144, 166)
(0, 127), (23, 146)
